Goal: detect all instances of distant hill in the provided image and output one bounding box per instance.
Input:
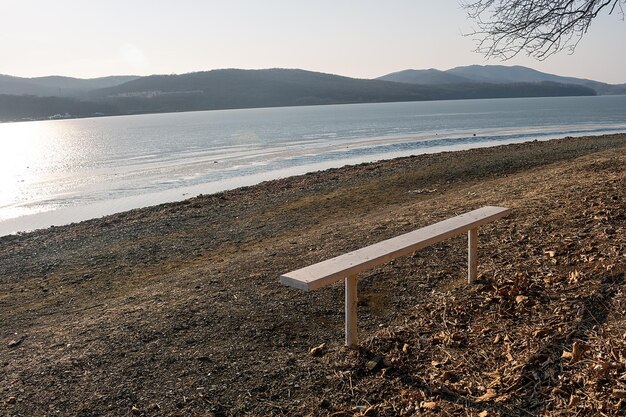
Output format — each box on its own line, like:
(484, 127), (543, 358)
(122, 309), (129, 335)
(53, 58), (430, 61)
(378, 65), (626, 95)
(90, 68), (594, 114)
(89, 69), (433, 113)
(0, 68), (597, 122)
(379, 69), (472, 84)
(31, 75), (141, 96)
(448, 65), (580, 84)
(0, 74), (139, 97)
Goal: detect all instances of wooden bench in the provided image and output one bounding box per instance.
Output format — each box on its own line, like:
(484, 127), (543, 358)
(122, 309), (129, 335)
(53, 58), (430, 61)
(280, 206), (511, 347)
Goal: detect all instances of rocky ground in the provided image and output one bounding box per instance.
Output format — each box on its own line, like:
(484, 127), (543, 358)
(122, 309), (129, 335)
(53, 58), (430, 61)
(1, 134), (625, 416)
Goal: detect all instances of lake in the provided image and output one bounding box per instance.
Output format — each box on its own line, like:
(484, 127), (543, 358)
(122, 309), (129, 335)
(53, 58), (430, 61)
(1, 95), (626, 235)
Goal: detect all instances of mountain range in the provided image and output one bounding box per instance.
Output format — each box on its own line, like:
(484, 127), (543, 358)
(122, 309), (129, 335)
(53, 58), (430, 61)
(0, 74), (139, 98)
(378, 65), (626, 95)
(1, 65), (623, 122)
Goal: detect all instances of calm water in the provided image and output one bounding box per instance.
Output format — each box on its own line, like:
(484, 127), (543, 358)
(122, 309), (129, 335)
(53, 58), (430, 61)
(1, 95), (626, 235)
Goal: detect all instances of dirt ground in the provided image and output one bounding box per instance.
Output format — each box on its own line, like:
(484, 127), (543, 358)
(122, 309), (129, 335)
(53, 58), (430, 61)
(1, 134), (625, 417)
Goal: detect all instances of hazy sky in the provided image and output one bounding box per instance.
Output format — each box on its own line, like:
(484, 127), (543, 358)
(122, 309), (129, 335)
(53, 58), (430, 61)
(2, 0), (625, 83)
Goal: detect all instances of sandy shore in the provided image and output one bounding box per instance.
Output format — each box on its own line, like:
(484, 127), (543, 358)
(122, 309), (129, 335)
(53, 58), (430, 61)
(2, 133), (626, 416)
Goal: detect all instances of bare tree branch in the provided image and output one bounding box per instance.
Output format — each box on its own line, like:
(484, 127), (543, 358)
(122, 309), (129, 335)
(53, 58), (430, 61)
(461, 0), (625, 59)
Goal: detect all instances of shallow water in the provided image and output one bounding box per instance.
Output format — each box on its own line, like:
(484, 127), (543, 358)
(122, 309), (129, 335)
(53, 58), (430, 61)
(1, 95), (626, 235)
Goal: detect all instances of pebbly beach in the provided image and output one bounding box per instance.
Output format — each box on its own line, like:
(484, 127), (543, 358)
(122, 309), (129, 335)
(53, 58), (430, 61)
(2, 133), (626, 416)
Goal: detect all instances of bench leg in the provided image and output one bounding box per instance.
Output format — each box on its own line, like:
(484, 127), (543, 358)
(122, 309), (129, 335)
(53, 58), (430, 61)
(345, 274), (358, 348)
(468, 228), (478, 283)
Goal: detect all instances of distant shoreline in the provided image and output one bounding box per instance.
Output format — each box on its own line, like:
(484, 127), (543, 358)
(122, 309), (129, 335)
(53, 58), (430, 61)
(0, 92), (605, 124)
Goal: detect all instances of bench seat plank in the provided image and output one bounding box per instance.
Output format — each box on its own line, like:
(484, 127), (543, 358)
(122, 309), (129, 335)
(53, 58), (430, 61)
(280, 206), (510, 291)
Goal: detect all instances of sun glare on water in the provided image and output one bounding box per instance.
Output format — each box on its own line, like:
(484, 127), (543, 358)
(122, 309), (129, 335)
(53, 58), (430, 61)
(0, 121), (65, 219)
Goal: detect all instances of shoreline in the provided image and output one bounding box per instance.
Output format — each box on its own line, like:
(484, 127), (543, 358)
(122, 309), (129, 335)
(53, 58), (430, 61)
(1, 91), (614, 125)
(2, 130), (626, 237)
(2, 133), (626, 415)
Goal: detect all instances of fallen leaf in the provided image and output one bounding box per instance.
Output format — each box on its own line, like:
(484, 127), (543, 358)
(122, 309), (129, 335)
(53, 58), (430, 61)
(612, 389), (626, 399)
(593, 362), (610, 379)
(441, 370), (454, 381)
(366, 355), (383, 371)
(515, 295), (528, 303)
(495, 394), (511, 403)
(309, 343), (326, 357)
(476, 388), (498, 402)
(451, 332), (463, 341)
(420, 401), (437, 410)
(568, 270), (581, 283)
(570, 341), (587, 363)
